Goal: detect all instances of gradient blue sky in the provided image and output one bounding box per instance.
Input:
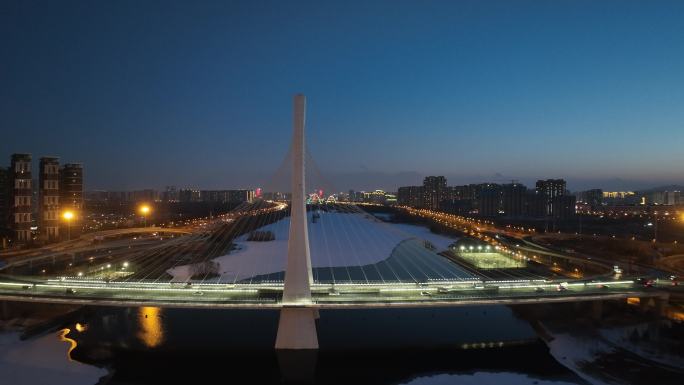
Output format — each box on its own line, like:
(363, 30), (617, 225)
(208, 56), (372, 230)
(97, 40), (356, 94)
(2, 0), (683, 191)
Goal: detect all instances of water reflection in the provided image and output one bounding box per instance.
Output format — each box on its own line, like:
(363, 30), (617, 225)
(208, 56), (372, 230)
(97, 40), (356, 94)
(75, 322), (87, 332)
(137, 306), (164, 348)
(65, 307), (586, 385)
(58, 328), (78, 361)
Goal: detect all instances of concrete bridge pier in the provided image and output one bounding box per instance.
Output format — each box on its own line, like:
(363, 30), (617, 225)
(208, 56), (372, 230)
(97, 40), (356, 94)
(651, 296), (668, 317)
(635, 296), (668, 317)
(639, 297), (652, 312)
(276, 341), (318, 383)
(275, 307), (319, 350)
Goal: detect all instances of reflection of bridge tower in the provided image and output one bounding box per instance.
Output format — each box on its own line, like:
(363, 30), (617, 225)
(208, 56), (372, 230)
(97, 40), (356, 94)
(275, 94), (319, 350)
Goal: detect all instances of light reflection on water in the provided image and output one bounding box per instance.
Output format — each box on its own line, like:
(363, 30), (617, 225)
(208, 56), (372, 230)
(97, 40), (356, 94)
(58, 328), (78, 361)
(137, 306), (164, 348)
(63, 307), (592, 384)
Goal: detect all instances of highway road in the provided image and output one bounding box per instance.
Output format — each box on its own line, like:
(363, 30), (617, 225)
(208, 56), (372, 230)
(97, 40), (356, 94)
(0, 275), (669, 309)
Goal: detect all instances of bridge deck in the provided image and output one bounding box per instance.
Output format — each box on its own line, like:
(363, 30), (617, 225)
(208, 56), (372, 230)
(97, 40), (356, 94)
(0, 278), (669, 310)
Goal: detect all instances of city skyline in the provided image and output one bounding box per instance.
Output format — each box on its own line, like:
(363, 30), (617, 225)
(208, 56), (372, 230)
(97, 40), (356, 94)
(1, 3), (683, 383)
(2, 1), (684, 191)
(3, 151), (684, 193)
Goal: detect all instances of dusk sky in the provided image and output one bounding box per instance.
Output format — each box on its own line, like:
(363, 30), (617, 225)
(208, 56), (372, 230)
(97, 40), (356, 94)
(2, 0), (684, 192)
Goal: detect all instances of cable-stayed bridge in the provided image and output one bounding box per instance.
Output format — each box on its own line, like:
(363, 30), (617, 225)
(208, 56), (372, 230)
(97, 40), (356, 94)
(0, 95), (672, 350)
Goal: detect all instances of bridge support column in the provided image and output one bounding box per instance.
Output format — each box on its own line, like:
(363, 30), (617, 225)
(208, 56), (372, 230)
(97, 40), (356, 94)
(654, 297), (666, 317)
(275, 307), (319, 350)
(639, 297), (652, 312)
(276, 94), (318, 351)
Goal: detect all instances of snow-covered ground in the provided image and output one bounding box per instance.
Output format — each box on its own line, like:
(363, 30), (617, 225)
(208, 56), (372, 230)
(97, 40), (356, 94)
(599, 322), (684, 369)
(546, 333), (613, 385)
(0, 331), (107, 385)
(545, 324), (683, 385)
(168, 212), (459, 283)
(392, 223), (459, 251)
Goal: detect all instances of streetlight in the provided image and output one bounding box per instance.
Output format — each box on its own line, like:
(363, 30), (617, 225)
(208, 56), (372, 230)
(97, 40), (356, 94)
(139, 205), (151, 227)
(62, 210), (74, 241)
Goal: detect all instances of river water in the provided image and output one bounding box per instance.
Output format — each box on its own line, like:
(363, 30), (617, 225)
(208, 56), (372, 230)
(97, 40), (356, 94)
(58, 305), (587, 385)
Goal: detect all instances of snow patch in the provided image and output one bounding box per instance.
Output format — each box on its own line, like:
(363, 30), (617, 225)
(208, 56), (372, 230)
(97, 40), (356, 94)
(401, 372), (581, 385)
(168, 212), (459, 282)
(0, 331), (107, 385)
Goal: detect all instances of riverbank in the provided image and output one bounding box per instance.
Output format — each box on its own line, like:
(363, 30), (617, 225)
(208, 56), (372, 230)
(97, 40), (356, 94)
(0, 330), (108, 385)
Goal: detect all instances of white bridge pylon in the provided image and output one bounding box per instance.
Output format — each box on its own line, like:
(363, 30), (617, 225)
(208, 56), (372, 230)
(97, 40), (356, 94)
(275, 94), (319, 350)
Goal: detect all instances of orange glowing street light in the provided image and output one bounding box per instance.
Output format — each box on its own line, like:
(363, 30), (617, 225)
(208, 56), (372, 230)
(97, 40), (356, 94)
(139, 204), (152, 227)
(62, 210), (75, 241)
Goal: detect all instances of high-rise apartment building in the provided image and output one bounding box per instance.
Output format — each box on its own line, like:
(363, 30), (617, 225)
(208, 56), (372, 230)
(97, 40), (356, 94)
(535, 179), (567, 216)
(162, 186), (179, 202)
(39, 157), (61, 242)
(502, 183), (527, 217)
(551, 195), (577, 220)
(577, 189), (603, 209)
(422, 176), (447, 210)
(10, 154), (33, 243)
(198, 189), (255, 204)
(664, 191), (680, 206)
(0, 168), (8, 223)
(179, 189), (201, 203)
(524, 190), (548, 218)
(478, 187), (501, 217)
(60, 163), (83, 239)
(0, 167), (10, 247)
(397, 186), (423, 207)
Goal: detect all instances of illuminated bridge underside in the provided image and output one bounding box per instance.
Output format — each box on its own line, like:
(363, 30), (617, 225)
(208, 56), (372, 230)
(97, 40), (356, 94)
(0, 278), (666, 309)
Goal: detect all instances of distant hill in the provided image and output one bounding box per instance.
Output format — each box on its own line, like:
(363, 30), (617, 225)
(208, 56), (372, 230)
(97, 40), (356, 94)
(636, 185), (684, 193)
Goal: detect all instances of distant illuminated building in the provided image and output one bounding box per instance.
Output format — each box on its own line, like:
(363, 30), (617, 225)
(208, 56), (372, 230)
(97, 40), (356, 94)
(535, 179), (566, 216)
(162, 186), (179, 202)
(60, 163), (83, 240)
(198, 190), (255, 204)
(422, 176), (447, 210)
(10, 153), (32, 243)
(603, 191), (635, 199)
(397, 186), (423, 207)
(0, 166), (9, 246)
(478, 186), (501, 217)
(551, 195), (576, 219)
(39, 157), (61, 242)
(602, 191), (639, 205)
(368, 190), (389, 204)
(179, 189), (201, 202)
(664, 191), (680, 205)
(524, 190), (547, 218)
(384, 193), (397, 205)
(577, 188), (603, 209)
(502, 183), (526, 217)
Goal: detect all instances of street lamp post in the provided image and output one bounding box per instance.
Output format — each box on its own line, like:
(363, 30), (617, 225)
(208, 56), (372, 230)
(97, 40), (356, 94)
(139, 205), (151, 228)
(62, 211), (74, 241)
